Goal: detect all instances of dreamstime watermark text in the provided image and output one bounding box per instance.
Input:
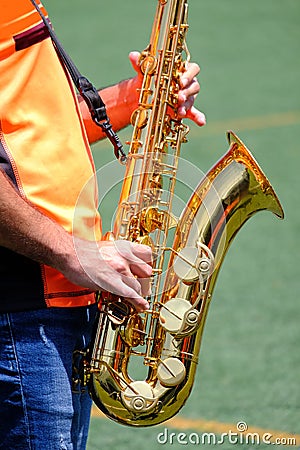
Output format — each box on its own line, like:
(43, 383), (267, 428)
(156, 421), (298, 446)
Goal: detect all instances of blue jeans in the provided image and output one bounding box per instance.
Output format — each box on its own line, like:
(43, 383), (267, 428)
(0, 304), (98, 450)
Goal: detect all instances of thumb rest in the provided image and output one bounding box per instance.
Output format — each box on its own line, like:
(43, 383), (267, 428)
(81, 0), (284, 426)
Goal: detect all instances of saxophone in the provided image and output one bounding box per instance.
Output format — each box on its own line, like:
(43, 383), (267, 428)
(83, 0), (284, 426)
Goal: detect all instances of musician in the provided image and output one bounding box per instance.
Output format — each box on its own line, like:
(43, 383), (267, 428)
(0, 1), (205, 448)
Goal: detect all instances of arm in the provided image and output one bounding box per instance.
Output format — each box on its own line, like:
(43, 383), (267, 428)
(0, 170), (151, 311)
(80, 52), (206, 144)
(0, 170), (67, 269)
(79, 74), (140, 145)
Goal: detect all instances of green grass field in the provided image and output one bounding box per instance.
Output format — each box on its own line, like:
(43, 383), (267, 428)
(47, 1), (300, 448)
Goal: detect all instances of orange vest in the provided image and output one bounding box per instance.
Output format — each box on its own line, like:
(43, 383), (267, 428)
(0, 1), (101, 310)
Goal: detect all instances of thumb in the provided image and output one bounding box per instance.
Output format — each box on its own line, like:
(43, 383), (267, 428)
(129, 51), (141, 75)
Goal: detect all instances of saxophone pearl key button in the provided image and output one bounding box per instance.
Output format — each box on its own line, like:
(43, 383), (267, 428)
(173, 247), (200, 282)
(159, 298), (191, 333)
(157, 357), (186, 387)
(121, 381), (156, 413)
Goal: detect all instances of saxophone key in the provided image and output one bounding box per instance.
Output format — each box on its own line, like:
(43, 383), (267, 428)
(121, 380), (158, 413)
(157, 357), (186, 387)
(173, 245), (214, 283)
(120, 314), (146, 347)
(159, 297), (199, 335)
(130, 108), (149, 129)
(106, 300), (130, 325)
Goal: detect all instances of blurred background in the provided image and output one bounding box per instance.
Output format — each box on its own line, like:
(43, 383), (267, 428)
(46, 1), (299, 448)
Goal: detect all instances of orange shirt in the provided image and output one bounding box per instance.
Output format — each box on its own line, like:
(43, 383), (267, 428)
(0, 1), (101, 310)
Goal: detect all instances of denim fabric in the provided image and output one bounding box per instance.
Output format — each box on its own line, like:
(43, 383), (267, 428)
(0, 304), (98, 450)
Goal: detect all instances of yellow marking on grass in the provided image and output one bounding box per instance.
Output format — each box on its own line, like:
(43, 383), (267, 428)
(91, 406), (299, 445)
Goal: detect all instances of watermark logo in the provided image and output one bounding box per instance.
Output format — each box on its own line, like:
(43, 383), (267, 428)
(236, 420), (248, 432)
(156, 421), (298, 446)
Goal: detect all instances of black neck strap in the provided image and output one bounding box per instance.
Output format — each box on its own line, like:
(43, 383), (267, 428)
(30, 0), (126, 162)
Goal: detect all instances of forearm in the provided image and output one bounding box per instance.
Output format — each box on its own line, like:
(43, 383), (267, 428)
(0, 170), (71, 273)
(0, 170), (151, 310)
(79, 76), (140, 144)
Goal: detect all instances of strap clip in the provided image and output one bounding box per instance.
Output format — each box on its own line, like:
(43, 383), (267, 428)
(78, 77), (107, 123)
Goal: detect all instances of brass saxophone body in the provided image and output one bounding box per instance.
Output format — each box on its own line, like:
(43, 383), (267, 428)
(84, 0), (284, 426)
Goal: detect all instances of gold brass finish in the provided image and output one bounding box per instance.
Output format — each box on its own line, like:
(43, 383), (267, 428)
(83, 0), (284, 427)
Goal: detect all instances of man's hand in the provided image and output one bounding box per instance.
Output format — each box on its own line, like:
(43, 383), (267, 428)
(129, 51), (206, 127)
(63, 238), (153, 313)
